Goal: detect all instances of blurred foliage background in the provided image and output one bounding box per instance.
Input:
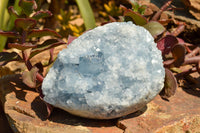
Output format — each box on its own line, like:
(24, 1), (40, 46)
(0, 0), (200, 51)
(0, 0), (131, 51)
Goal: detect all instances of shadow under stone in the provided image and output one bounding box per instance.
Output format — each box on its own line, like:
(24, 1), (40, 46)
(31, 95), (118, 127)
(119, 105), (147, 120)
(31, 96), (147, 128)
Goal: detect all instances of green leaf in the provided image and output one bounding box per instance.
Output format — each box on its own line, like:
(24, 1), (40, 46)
(22, 67), (38, 88)
(0, 30), (20, 38)
(19, 0), (37, 16)
(75, 0), (96, 30)
(7, 0), (22, 31)
(171, 44), (186, 67)
(138, 5), (146, 15)
(0, 36), (7, 52)
(8, 43), (37, 50)
(8, 6), (19, 17)
(124, 9), (147, 26)
(15, 18), (36, 30)
(0, 52), (22, 66)
(30, 39), (66, 58)
(27, 28), (62, 38)
(131, 2), (140, 12)
(32, 11), (52, 20)
(159, 68), (177, 99)
(143, 21), (165, 37)
(130, 2), (146, 15)
(0, 0), (9, 28)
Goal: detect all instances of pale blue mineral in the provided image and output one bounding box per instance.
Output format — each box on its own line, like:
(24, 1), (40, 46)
(42, 22), (165, 119)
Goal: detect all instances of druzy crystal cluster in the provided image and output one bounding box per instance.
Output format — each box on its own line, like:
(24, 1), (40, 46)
(42, 22), (165, 119)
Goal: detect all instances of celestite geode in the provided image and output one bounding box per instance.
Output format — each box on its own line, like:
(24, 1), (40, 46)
(42, 22), (165, 119)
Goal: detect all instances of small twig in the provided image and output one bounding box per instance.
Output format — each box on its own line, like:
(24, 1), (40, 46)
(36, 73), (44, 83)
(21, 31), (33, 71)
(185, 47), (200, 58)
(166, 7), (184, 11)
(151, 0), (173, 21)
(184, 45), (192, 53)
(184, 43), (196, 47)
(164, 55), (200, 67)
(171, 24), (185, 37)
(183, 55), (200, 65)
(163, 59), (175, 68)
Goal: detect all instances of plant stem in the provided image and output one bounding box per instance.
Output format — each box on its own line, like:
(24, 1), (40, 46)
(36, 73), (44, 82)
(183, 55), (200, 65)
(185, 47), (200, 58)
(0, 0), (9, 51)
(21, 30), (44, 83)
(171, 24), (185, 37)
(151, 0), (173, 21)
(75, 0), (96, 30)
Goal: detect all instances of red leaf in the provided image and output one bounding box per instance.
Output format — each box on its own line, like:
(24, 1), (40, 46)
(32, 11), (52, 20)
(15, 18), (36, 30)
(157, 35), (178, 54)
(30, 39), (66, 58)
(0, 30), (20, 38)
(159, 68), (177, 99)
(171, 44), (186, 67)
(8, 43), (37, 50)
(8, 6), (19, 17)
(0, 52), (22, 66)
(67, 35), (77, 45)
(27, 29), (61, 38)
(19, 0), (37, 16)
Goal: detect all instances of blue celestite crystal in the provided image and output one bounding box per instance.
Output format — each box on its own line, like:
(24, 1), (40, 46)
(42, 22), (165, 119)
(79, 52), (105, 76)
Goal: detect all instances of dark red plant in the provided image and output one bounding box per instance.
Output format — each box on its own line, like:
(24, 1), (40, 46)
(0, 0), (66, 117)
